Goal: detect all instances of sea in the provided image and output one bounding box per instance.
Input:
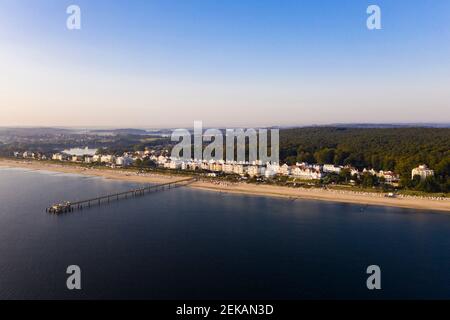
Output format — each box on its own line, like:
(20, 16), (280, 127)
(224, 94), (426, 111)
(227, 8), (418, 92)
(0, 167), (449, 299)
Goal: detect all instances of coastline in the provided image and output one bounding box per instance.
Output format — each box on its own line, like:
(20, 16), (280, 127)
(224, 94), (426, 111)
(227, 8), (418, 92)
(0, 159), (183, 184)
(1, 158), (449, 212)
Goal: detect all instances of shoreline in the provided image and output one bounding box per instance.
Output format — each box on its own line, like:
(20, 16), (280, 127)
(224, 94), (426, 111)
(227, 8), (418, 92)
(1, 158), (449, 212)
(0, 159), (183, 184)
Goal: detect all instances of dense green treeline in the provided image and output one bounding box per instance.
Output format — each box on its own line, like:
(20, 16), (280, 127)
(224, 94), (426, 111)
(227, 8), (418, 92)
(279, 127), (450, 192)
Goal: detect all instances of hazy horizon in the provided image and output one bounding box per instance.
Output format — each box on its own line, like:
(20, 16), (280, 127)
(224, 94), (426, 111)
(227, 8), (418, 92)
(1, 122), (450, 131)
(1, 0), (449, 127)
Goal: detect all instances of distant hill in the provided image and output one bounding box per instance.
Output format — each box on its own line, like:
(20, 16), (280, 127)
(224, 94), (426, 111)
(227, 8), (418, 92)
(0, 127), (72, 136)
(325, 123), (450, 129)
(88, 128), (150, 135)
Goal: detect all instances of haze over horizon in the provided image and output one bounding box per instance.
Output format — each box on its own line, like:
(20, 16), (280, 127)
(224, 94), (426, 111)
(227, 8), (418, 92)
(1, 0), (449, 127)
(1, 122), (450, 131)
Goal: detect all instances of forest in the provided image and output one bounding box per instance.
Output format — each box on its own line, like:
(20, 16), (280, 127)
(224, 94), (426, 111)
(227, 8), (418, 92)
(279, 127), (450, 193)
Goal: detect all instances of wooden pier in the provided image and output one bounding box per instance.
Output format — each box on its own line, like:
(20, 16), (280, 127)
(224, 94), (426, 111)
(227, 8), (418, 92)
(46, 178), (195, 214)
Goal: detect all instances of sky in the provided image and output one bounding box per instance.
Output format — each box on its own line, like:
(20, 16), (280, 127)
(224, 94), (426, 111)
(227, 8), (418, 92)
(0, 0), (449, 128)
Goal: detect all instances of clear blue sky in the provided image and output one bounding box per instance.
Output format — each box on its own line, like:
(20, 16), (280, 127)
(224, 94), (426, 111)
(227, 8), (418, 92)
(0, 0), (449, 127)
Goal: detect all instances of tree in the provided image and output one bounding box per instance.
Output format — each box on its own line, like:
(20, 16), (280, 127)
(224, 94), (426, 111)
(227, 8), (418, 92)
(339, 168), (352, 183)
(333, 149), (350, 165)
(314, 148), (335, 164)
(361, 173), (379, 188)
(296, 150), (315, 163)
(417, 176), (441, 193)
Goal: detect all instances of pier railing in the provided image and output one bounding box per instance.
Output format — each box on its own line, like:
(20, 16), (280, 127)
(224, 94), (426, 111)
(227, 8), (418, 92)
(46, 178), (195, 214)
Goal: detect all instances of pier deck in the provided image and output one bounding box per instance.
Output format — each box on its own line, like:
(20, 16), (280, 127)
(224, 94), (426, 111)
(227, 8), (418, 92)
(46, 178), (195, 214)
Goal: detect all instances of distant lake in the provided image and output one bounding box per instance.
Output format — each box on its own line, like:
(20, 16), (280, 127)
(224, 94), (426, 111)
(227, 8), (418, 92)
(62, 147), (97, 156)
(0, 167), (449, 299)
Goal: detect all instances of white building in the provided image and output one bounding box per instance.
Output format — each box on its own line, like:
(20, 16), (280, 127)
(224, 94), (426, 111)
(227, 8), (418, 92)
(208, 161), (216, 171)
(264, 167), (277, 178)
(52, 153), (65, 161)
(349, 168), (360, 178)
(187, 161), (199, 171)
(411, 165), (434, 180)
(266, 163), (280, 174)
(378, 170), (400, 184)
(84, 155), (94, 163)
(212, 162), (223, 172)
(291, 167), (323, 180)
(232, 164), (245, 175)
(100, 155), (115, 164)
(200, 161), (209, 170)
(363, 168), (377, 176)
(323, 164), (342, 174)
(279, 164), (290, 176)
(116, 156), (134, 167)
(72, 155), (83, 162)
(169, 161), (182, 169)
(157, 155), (168, 164)
(247, 165), (262, 177)
(223, 163), (234, 173)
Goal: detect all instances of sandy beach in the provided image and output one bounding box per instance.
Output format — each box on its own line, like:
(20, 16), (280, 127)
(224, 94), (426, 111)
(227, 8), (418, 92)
(1, 158), (449, 212)
(0, 158), (182, 184)
(190, 181), (450, 212)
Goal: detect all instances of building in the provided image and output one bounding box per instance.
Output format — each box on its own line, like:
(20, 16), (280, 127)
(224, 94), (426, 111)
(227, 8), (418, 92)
(71, 155), (83, 162)
(187, 161), (199, 171)
(279, 164), (290, 176)
(157, 155), (168, 164)
(247, 165), (262, 177)
(266, 163), (280, 175)
(411, 165), (434, 180)
(116, 156), (134, 167)
(52, 153), (66, 161)
(169, 161), (182, 169)
(223, 163), (234, 173)
(291, 167), (323, 180)
(100, 155), (115, 164)
(363, 168), (377, 176)
(264, 167), (277, 178)
(207, 161), (216, 171)
(323, 164), (342, 174)
(200, 161), (209, 170)
(378, 170), (400, 184)
(212, 162), (223, 172)
(232, 164), (245, 175)
(84, 155), (94, 164)
(344, 166), (360, 178)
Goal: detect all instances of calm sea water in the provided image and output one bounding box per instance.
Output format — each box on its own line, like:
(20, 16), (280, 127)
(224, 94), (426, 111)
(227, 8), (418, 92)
(0, 167), (449, 299)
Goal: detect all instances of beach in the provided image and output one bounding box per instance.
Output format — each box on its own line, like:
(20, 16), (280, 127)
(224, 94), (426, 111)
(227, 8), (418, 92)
(0, 158), (182, 184)
(1, 158), (449, 212)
